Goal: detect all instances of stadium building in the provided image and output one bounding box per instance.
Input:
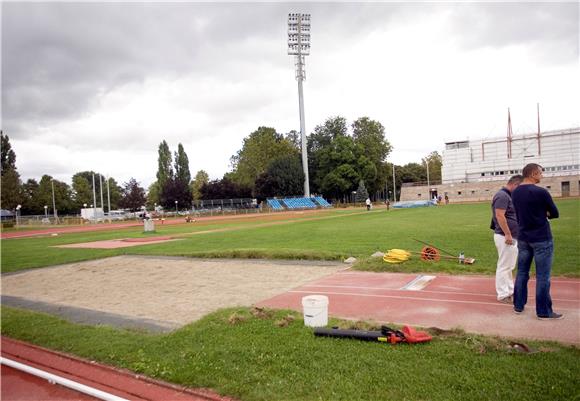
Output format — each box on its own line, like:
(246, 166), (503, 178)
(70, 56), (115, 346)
(400, 126), (580, 202)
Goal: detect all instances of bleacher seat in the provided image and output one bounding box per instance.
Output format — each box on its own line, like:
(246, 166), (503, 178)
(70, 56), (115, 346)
(267, 199), (284, 210)
(268, 196), (331, 210)
(312, 196), (331, 207)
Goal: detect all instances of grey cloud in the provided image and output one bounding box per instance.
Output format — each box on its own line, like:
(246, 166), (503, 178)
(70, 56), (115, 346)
(3, 2), (574, 142)
(1, 2), (403, 138)
(449, 2), (578, 62)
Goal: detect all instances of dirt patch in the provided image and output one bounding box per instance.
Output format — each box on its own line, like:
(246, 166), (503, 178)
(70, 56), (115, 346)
(1, 256), (344, 329)
(55, 238), (180, 249)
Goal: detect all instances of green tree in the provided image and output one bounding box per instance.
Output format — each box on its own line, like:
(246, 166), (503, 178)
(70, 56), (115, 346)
(21, 179), (41, 214)
(308, 117), (350, 194)
(230, 127), (298, 191)
(146, 182), (160, 209)
(169, 143), (193, 206)
(423, 151), (442, 183)
(400, 163), (426, 183)
(119, 178), (146, 211)
(352, 117), (392, 194)
(71, 173), (95, 209)
(284, 130), (301, 150)
(0, 131), (23, 210)
(174, 143), (191, 185)
(255, 155), (304, 199)
(71, 172), (121, 211)
(156, 141), (173, 190)
(191, 170), (209, 201)
(355, 179), (369, 202)
(36, 175), (74, 215)
(1, 131), (17, 173)
(0, 169), (23, 210)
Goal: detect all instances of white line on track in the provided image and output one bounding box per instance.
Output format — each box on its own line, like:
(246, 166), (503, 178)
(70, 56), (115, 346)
(289, 290), (579, 311)
(300, 284), (579, 303)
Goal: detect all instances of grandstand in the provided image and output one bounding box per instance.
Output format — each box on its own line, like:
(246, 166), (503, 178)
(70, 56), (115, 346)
(266, 196), (332, 211)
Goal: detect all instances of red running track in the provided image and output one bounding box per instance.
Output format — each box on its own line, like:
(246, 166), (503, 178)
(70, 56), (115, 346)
(1, 337), (236, 401)
(257, 271), (580, 345)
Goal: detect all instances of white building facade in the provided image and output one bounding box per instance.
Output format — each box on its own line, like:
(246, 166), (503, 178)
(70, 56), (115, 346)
(401, 127), (580, 202)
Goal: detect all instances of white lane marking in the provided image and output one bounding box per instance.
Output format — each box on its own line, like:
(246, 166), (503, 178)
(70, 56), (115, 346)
(300, 284), (579, 303)
(288, 290), (579, 311)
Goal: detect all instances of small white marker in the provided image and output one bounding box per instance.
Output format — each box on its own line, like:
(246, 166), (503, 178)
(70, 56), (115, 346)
(400, 275), (436, 291)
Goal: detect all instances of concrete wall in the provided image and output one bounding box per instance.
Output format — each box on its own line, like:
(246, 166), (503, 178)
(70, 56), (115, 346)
(400, 174), (580, 203)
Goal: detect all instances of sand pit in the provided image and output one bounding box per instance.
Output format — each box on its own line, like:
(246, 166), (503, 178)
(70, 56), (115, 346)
(1, 256), (344, 331)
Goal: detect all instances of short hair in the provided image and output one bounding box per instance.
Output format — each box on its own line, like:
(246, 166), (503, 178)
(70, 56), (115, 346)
(522, 163), (542, 178)
(507, 174), (523, 185)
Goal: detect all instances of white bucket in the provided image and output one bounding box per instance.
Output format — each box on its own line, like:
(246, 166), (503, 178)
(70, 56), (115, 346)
(302, 295), (329, 327)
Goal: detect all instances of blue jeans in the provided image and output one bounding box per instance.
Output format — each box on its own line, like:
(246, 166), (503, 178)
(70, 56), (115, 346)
(513, 239), (554, 317)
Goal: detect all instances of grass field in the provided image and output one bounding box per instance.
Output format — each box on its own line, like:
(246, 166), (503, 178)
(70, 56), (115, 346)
(1, 200), (579, 400)
(2, 199), (579, 276)
(2, 305), (579, 401)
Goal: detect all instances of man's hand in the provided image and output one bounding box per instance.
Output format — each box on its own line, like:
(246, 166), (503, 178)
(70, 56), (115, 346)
(504, 234), (514, 245)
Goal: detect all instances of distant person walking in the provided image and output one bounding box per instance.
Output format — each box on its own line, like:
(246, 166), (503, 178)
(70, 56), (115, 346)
(491, 175), (523, 303)
(365, 198), (371, 211)
(512, 163), (561, 320)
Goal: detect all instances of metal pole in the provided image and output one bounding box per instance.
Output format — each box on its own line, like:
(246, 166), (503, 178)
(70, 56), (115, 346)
(92, 174), (97, 222)
(392, 164), (396, 202)
(51, 180), (58, 222)
(99, 174), (104, 212)
(298, 75), (310, 197)
(106, 176), (111, 214)
(425, 159), (430, 197)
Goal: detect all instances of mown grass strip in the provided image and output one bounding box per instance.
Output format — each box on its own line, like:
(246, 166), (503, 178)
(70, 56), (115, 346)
(2, 306), (578, 401)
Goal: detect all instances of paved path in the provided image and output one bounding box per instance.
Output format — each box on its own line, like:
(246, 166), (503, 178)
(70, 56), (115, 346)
(257, 270), (580, 345)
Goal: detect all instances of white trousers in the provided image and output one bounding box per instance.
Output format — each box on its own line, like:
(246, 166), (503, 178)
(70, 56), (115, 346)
(494, 233), (518, 300)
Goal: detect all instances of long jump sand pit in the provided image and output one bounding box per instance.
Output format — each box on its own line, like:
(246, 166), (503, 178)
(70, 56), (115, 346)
(2, 256), (344, 332)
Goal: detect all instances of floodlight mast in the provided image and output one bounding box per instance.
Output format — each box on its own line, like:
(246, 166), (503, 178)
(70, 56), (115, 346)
(288, 13), (311, 197)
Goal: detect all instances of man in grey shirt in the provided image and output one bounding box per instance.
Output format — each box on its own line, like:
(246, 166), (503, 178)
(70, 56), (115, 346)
(491, 175), (523, 303)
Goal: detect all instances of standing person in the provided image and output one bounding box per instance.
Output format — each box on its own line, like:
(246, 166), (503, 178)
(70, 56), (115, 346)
(512, 163), (562, 320)
(365, 198), (371, 211)
(444, 194), (449, 205)
(491, 175), (523, 303)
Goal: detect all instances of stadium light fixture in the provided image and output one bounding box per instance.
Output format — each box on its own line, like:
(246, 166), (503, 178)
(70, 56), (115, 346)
(288, 13), (311, 197)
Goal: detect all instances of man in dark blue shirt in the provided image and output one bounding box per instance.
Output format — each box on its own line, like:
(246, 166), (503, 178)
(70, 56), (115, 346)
(512, 163), (561, 320)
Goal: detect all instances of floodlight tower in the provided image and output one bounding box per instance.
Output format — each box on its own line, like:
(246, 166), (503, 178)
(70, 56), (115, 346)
(288, 13), (311, 197)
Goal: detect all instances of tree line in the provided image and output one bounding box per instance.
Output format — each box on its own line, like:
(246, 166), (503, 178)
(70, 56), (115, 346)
(1, 117), (441, 214)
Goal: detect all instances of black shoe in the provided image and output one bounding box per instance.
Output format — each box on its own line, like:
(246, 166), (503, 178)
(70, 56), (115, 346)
(514, 308), (524, 314)
(537, 313), (564, 320)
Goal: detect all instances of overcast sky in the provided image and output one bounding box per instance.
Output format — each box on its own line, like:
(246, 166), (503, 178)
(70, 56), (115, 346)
(2, 1), (579, 188)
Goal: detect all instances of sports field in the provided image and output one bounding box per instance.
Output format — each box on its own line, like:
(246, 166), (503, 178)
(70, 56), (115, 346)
(2, 199), (579, 275)
(2, 199), (579, 401)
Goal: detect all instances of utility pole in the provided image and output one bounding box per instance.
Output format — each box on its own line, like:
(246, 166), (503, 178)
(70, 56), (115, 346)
(92, 173), (97, 222)
(288, 13), (311, 197)
(425, 159), (430, 197)
(106, 175), (111, 221)
(51, 179), (58, 223)
(99, 174), (104, 213)
(392, 164), (396, 202)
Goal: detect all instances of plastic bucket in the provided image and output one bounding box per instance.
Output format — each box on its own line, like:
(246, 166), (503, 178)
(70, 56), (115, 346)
(302, 295), (329, 327)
